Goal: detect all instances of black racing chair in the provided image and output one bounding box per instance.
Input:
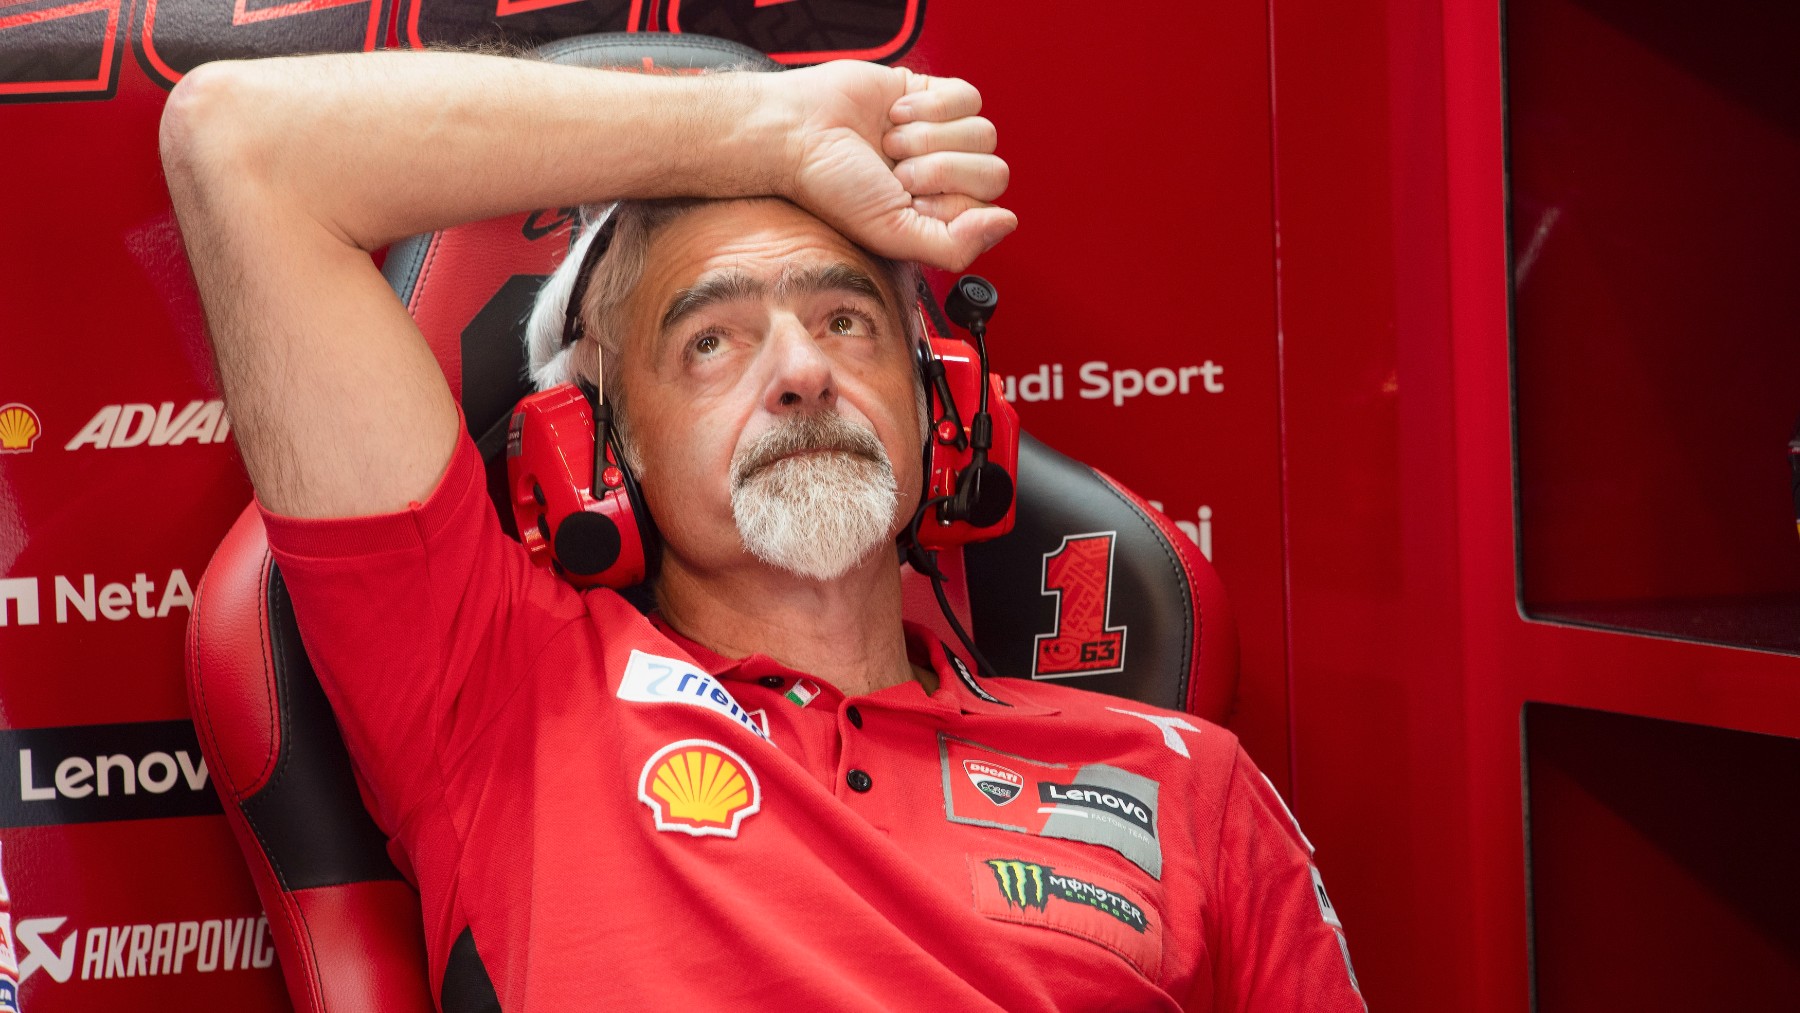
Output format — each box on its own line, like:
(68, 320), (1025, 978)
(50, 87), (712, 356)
(185, 32), (1237, 1013)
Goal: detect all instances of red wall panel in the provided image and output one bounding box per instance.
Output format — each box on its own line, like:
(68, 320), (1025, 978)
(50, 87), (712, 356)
(1511, 0), (1800, 618)
(1267, 0), (1483, 1005)
(1526, 705), (1800, 1011)
(1274, 0), (1800, 1008)
(912, 0), (1290, 790)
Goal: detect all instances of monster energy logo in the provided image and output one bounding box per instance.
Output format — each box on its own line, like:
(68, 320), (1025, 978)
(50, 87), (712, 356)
(988, 859), (1051, 910)
(985, 859), (1148, 933)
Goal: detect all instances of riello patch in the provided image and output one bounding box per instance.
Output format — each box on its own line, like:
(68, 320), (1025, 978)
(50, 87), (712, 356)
(616, 650), (771, 745)
(970, 855), (1163, 979)
(940, 735), (1163, 879)
(638, 739), (761, 838)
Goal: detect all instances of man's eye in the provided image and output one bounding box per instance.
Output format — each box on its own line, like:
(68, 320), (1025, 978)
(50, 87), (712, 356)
(693, 334), (722, 356)
(828, 313), (871, 336)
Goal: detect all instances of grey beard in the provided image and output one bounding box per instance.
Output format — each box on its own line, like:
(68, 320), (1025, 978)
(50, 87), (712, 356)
(729, 413), (901, 582)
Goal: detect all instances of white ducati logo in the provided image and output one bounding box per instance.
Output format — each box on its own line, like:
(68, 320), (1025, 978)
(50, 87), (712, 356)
(1106, 708), (1202, 758)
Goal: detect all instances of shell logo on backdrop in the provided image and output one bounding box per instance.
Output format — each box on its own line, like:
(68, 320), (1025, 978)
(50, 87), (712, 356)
(637, 739), (761, 838)
(0, 404), (41, 453)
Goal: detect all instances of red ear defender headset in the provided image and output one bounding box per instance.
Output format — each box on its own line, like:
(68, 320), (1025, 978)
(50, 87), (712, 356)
(506, 210), (1020, 671)
(506, 208), (659, 588)
(912, 275), (1019, 542)
(904, 274), (1021, 676)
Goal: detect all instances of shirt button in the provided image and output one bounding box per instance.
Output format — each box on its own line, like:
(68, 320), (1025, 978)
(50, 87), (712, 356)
(758, 676), (785, 688)
(846, 769), (873, 793)
(845, 706), (864, 729)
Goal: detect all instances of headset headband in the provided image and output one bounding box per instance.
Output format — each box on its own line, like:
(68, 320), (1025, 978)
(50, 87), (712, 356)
(560, 205), (623, 350)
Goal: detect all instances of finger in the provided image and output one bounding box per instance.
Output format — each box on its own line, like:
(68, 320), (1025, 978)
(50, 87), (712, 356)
(947, 206), (1018, 260)
(911, 193), (989, 223)
(893, 151), (1010, 202)
(882, 116), (997, 161)
(889, 76), (982, 124)
(896, 205), (1018, 272)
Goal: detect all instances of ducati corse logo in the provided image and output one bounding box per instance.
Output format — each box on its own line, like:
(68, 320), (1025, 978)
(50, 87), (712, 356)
(963, 759), (1023, 806)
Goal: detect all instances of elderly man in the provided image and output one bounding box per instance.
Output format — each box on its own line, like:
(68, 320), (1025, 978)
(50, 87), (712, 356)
(161, 48), (1363, 1012)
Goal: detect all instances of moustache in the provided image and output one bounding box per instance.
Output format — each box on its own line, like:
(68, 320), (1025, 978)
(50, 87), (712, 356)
(731, 412), (889, 490)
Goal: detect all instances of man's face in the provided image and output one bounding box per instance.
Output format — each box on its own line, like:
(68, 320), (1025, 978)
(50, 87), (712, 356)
(616, 198), (925, 579)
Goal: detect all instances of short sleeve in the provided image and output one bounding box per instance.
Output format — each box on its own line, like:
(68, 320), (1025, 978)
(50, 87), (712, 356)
(1203, 748), (1367, 1012)
(260, 427), (584, 833)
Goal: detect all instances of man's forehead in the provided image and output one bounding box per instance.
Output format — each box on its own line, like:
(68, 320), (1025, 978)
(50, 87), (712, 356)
(675, 204), (878, 273)
(618, 198), (906, 362)
(648, 203), (900, 316)
(651, 199), (865, 274)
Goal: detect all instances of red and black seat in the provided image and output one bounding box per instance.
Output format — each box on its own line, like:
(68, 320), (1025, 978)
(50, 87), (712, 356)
(185, 32), (1236, 1013)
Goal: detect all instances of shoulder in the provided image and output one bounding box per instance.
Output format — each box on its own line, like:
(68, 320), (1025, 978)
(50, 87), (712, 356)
(997, 676), (1234, 739)
(991, 677), (1241, 777)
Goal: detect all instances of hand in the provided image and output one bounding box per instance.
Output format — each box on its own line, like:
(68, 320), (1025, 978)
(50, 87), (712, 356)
(772, 61), (1017, 272)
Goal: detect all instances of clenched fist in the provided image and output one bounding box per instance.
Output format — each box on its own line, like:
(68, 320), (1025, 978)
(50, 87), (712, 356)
(766, 61), (1017, 272)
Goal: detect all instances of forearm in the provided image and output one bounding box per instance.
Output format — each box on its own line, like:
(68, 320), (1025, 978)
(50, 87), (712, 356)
(161, 51), (789, 250)
(155, 51), (1011, 518)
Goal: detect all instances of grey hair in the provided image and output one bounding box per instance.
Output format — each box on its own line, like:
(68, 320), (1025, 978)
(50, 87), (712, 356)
(522, 197), (926, 468)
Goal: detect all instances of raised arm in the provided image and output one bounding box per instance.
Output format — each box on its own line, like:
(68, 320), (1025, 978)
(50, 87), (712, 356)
(159, 52), (1014, 518)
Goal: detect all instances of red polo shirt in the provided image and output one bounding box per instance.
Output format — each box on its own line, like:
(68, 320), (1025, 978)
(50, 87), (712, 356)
(263, 430), (1365, 1012)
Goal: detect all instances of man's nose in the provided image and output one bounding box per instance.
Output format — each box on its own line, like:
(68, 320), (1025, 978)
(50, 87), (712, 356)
(763, 317), (836, 413)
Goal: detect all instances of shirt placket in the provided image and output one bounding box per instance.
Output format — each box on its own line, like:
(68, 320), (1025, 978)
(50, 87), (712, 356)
(726, 661), (849, 791)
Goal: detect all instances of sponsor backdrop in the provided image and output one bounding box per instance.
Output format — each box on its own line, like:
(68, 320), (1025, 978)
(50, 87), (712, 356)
(0, 0), (1284, 1008)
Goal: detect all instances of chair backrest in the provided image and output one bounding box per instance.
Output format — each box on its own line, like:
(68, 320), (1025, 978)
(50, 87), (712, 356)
(186, 32), (1237, 1013)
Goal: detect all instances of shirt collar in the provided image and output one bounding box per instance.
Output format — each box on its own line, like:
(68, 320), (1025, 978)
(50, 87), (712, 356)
(648, 613), (741, 677)
(904, 623), (1058, 717)
(646, 614), (1056, 717)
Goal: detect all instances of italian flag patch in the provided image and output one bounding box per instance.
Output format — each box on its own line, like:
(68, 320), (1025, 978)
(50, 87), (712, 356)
(784, 679), (820, 708)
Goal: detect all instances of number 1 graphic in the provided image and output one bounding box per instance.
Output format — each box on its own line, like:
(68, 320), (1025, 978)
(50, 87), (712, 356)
(1034, 532), (1127, 678)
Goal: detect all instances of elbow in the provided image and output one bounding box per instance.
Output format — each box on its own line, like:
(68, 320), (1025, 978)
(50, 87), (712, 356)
(159, 61), (264, 196)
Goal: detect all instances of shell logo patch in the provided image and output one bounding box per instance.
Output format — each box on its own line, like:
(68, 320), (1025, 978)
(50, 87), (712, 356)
(0, 404), (41, 454)
(638, 739), (761, 838)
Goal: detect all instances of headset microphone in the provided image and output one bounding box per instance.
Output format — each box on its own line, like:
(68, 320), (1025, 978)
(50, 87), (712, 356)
(945, 274), (998, 328)
(904, 274), (1021, 680)
(937, 276), (1014, 529)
